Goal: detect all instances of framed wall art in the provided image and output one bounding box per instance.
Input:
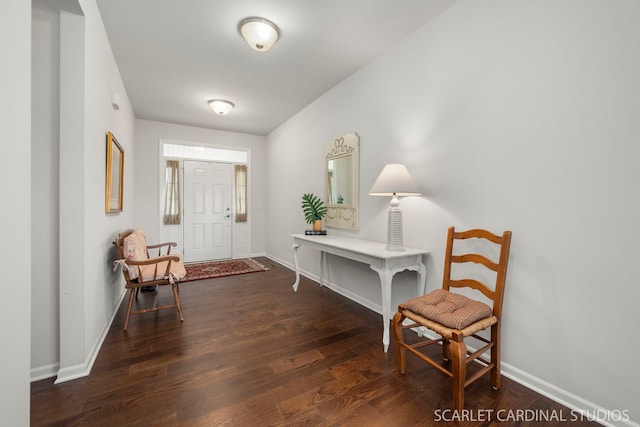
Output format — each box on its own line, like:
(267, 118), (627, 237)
(105, 131), (124, 213)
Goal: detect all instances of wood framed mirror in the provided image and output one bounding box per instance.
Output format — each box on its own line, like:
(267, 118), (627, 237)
(324, 132), (359, 230)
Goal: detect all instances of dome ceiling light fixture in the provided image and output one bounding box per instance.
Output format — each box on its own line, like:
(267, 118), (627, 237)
(208, 99), (235, 115)
(238, 17), (280, 52)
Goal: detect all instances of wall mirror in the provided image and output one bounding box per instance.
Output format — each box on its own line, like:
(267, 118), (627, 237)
(324, 132), (359, 230)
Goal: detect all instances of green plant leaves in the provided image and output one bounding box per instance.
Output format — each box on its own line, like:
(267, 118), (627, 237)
(301, 193), (328, 224)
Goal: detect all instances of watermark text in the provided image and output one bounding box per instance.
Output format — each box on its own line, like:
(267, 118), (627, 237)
(434, 408), (630, 423)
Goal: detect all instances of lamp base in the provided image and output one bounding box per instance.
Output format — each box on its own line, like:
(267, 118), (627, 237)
(386, 208), (405, 251)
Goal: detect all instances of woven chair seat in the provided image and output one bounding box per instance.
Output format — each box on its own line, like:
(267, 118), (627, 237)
(392, 227), (512, 411)
(402, 309), (497, 340)
(403, 288), (492, 329)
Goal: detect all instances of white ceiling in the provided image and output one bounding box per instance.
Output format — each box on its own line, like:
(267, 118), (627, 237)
(96, 0), (457, 136)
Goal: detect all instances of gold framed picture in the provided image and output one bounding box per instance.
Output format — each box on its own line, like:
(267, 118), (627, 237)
(105, 131), (124, 213)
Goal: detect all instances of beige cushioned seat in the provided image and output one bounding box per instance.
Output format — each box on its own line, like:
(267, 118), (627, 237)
(402, 288), (492, 330)
(114, 229), (186, 331)
(138, 255), (186, 282)
(124, 229), (186, 282)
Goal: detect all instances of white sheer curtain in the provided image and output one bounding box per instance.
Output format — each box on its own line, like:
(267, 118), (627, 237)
(163, 160), (181, 224)
(235, 164), (247, 222)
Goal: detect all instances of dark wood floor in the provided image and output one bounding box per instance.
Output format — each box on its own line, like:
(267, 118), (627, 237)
(31, 258), (598, 426)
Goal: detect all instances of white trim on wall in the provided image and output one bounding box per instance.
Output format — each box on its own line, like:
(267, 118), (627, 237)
(54, 290), (125, 384)
(268, 255), (638, 427)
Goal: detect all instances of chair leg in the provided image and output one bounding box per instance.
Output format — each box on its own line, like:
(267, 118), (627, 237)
(442, 339), (451, 361)
(172, 283), (184, 322)
(123, 289), (136, 331)
(450, 331), (467, 412)
(392, 311), (407, 374)
(491, 323), (501, 389)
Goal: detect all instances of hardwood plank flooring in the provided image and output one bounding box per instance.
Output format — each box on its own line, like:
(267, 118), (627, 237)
(31, 258), (599, 426)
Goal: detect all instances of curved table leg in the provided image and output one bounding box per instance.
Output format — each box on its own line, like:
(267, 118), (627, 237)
(291, 243), (301, 292)
(415, 261), (428, 337)
(416, 261), (427, 296)
(319, 250), (325, 287)
(371, 262), (427, 352)
(370, 265), (393, 353)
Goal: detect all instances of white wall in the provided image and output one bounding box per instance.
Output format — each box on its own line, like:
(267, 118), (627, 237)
(59, 0), (136, 382)
(266, 0), (640, 425)
(31, 0), (62, 380)
(30, 0), (137, 382)
(134, 119), (267, 257)
(78, 0), (136, 380)
(1, 0), (31, 423)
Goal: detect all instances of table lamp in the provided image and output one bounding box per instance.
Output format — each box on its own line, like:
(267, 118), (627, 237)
(369, 164), (421, 251)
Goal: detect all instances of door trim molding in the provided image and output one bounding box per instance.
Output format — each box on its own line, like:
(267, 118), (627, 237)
(157, 139), (251, 258)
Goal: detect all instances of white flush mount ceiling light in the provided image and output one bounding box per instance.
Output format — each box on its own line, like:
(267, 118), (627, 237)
(238, 17), (280, 52)
(208, 99), (234, 115)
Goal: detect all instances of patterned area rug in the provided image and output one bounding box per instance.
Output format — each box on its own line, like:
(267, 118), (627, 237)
(183, 258), (268, 282)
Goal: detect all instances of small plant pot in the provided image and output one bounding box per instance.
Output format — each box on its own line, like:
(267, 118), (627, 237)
(312, 219), (323, 231)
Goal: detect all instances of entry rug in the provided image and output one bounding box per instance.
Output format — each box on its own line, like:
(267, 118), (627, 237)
(183, 258), (268, 282)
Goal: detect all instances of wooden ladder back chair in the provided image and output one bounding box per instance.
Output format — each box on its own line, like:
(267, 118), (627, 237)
(392, 226), (512, 411)
(113, 229), (184, 331)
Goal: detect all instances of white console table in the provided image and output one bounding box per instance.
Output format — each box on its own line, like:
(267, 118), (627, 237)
(290, 234), (429, 352)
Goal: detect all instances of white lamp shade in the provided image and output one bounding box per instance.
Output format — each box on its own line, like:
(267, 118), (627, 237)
(369, 164), (421, 196)
(239, 18), (279, 52)
(208, 99), (234, 115)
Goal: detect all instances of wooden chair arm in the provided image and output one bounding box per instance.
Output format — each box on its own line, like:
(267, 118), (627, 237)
(146, 242), (177, 249)
(124, 255), (180, 266)
(146, 242), (177, 256)
(123, 255), (181, 285)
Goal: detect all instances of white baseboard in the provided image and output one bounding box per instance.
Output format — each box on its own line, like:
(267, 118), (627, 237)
(30, 363), (59, 382)
(54, 355), (93, 384)
(31, 256), (640, 427)
(271, 256), (638, 427)
(52, 289), (126, 384)
(416, 327), (638, 427)
(500, 364), (639, 427)
(267, 255), (383, 315)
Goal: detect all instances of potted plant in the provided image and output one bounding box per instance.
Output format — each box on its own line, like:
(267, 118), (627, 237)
(301, 193), (327, 231)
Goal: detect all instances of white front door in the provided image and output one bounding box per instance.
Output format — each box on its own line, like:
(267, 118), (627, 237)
(183, 161), (232, 262)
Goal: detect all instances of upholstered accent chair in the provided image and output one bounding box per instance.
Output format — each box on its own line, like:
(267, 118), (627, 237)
(392, 226), (512, 411)
(113, 229), (187, 330)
